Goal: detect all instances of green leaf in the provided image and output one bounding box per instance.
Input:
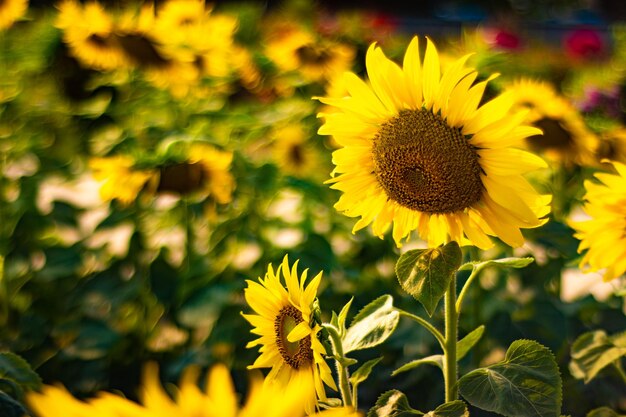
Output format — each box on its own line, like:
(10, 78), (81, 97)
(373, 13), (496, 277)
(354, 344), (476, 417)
(0, 391), (27, 417)
(458, 257), (534, 272)
(569, 330), (626, 383)
(367, 390), (422, 417)
(587, 407), (626, 417)
(457, 325), (485, 361)
(343, 295), (399, 353)
(458, 339), (562, 417)
(424, 401), (469, 417)
(392, 355), (444, 376)
(350, 357), (383, 387)
(337, 297), (354, 337)
(395, 242), (462, 316)
(0, 353), (42, 393)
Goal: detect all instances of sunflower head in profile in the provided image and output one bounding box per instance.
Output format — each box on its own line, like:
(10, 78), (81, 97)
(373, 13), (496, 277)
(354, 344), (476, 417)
(504, 78), (599, 167)
(0, 0), (28, 30)
(316, 36), (551, 249)
(569, 160), (626, 282)
(28, 362), (359, 417)
(242, 255), (337, 413)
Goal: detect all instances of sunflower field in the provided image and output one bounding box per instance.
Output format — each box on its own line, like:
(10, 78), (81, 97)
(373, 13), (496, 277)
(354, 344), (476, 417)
(1, 0), (625, 416)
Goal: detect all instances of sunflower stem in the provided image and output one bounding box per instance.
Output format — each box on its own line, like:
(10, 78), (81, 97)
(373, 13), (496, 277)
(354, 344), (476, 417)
(456, 265), (482, 315)
(322, 323), (353, 408)
(443, 273), (459, 402)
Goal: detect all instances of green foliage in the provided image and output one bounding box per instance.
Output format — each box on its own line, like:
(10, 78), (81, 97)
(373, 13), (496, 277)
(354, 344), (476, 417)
(569, 330), (626, 383)
(367, 390), (421, 417)
(458, 339), (562, 417)
(423, 401), (469, 417)
(343, 295), (400, 353)
(395, 242), (462, 316)
(587, 407), (626, 417)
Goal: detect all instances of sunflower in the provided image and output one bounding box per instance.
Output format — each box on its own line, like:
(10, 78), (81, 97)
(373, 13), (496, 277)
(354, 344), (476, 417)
(504, 78), (599, 167)
(89, 155), (156, 205)
(0, 0), (28, 30)
(27, 362), (359, 417)
(56, 0), (129, 71)
(569, 161), (626, 282)
(316, 36), (551, 249)
(265, 27), (355, 84)
(272, 124), (320, 178)
(596, 126), (626, 165)
(242, 256), (337, 413)
(183, 143), (234, 204)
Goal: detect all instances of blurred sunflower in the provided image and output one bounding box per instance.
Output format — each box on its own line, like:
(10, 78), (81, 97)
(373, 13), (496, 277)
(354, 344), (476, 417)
(242, 256), (337, 413)
(596, 126), (626, 165)
(316, 36), (550, 249)
(505, 78), (599, 167)
(265, 27), (355, 84)
(56, 0), (129, 71)
(89, 155), (156, 206)
(272, 124), (320, 178)
(177, 143), (234, 204)
(569, 161), (626, 282)
(0, 0), (28, 30)
(28, 362), (359, 417)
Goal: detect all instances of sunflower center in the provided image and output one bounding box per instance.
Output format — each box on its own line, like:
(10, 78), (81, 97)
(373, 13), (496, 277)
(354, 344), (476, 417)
(157, 162), (207, 195)
(116, 33), (171, 69)
(528, 118), (573, 151)
(87, 34), (112, 48)
(289, 143), (305, 166)
(274, 305), (313, 369)
(372, 109), (483, 214)
(295, 44), (332, 66)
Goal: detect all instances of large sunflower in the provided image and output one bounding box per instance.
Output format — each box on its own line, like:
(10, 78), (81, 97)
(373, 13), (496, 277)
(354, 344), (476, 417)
(0, 0), (28, 30)
(242, 256), (337, 413)
(569, 161), (626, 282)
(27, 362), (359, 417)
(316, 36), (551, 249)
(504, 78), (599, 167)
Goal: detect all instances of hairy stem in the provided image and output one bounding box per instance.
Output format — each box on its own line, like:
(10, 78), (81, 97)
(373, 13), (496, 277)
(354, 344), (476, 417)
(322, 323), (353, 408)
(444, 273), (459, 402)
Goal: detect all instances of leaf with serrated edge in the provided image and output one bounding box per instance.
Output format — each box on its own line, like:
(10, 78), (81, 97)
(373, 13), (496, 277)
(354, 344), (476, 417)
(0, 353), (42, 391)
(424, 401), (469, 417)
(343, 295), (399, 353)
(395, 242), (462, 316)
(459, 339), (562, 417)
(366, 390), (422, 417)
(392, 355), (444, 376)
(570, 330), (626, 383)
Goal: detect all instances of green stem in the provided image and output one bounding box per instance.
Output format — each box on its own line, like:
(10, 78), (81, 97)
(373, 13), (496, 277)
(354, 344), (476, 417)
(397, 309), (445, 350)
(455, 266), (482, 315)
(322, 323), (353, 408)
(613, 360), (626, 384)
(444, 273), (459, 402)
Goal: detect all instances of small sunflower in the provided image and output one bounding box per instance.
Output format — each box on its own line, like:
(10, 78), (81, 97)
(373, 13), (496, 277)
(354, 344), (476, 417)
(89, 155), (156, 206)
(242, 256), (337, 413)
(56, 0), (129, 71)
(596, 126), (626, 165)
(569, 161), (626, 282)
(505, 78), (599, 167)
(316, 36), (551, 249)
(265, 28), (355, 84)
(0, 0), (28, 30)
(184, 143), (234, 204)
(272, 124), (320, 178)
(27, 362), (359, 417)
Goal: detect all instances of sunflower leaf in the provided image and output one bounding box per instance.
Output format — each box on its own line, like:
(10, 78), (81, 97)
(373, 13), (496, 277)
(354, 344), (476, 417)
(457, 257), (534, 272)
(586, 407), (626, 417)
(366, 390), (423, 417)
(458, 339), (562, 417)
(457, 325), (485, 361)
(343, 295), (399, 353)
(0, 353), (42, 393)
(392, 355), (444, 376)
(337, 297), (354, 337)
(0, 391), (27, 417)
(424, 400), (469, 417)
(350, 357), (383, 387)
(395, 242), (462, 317)
(569, 330), (626, 383)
